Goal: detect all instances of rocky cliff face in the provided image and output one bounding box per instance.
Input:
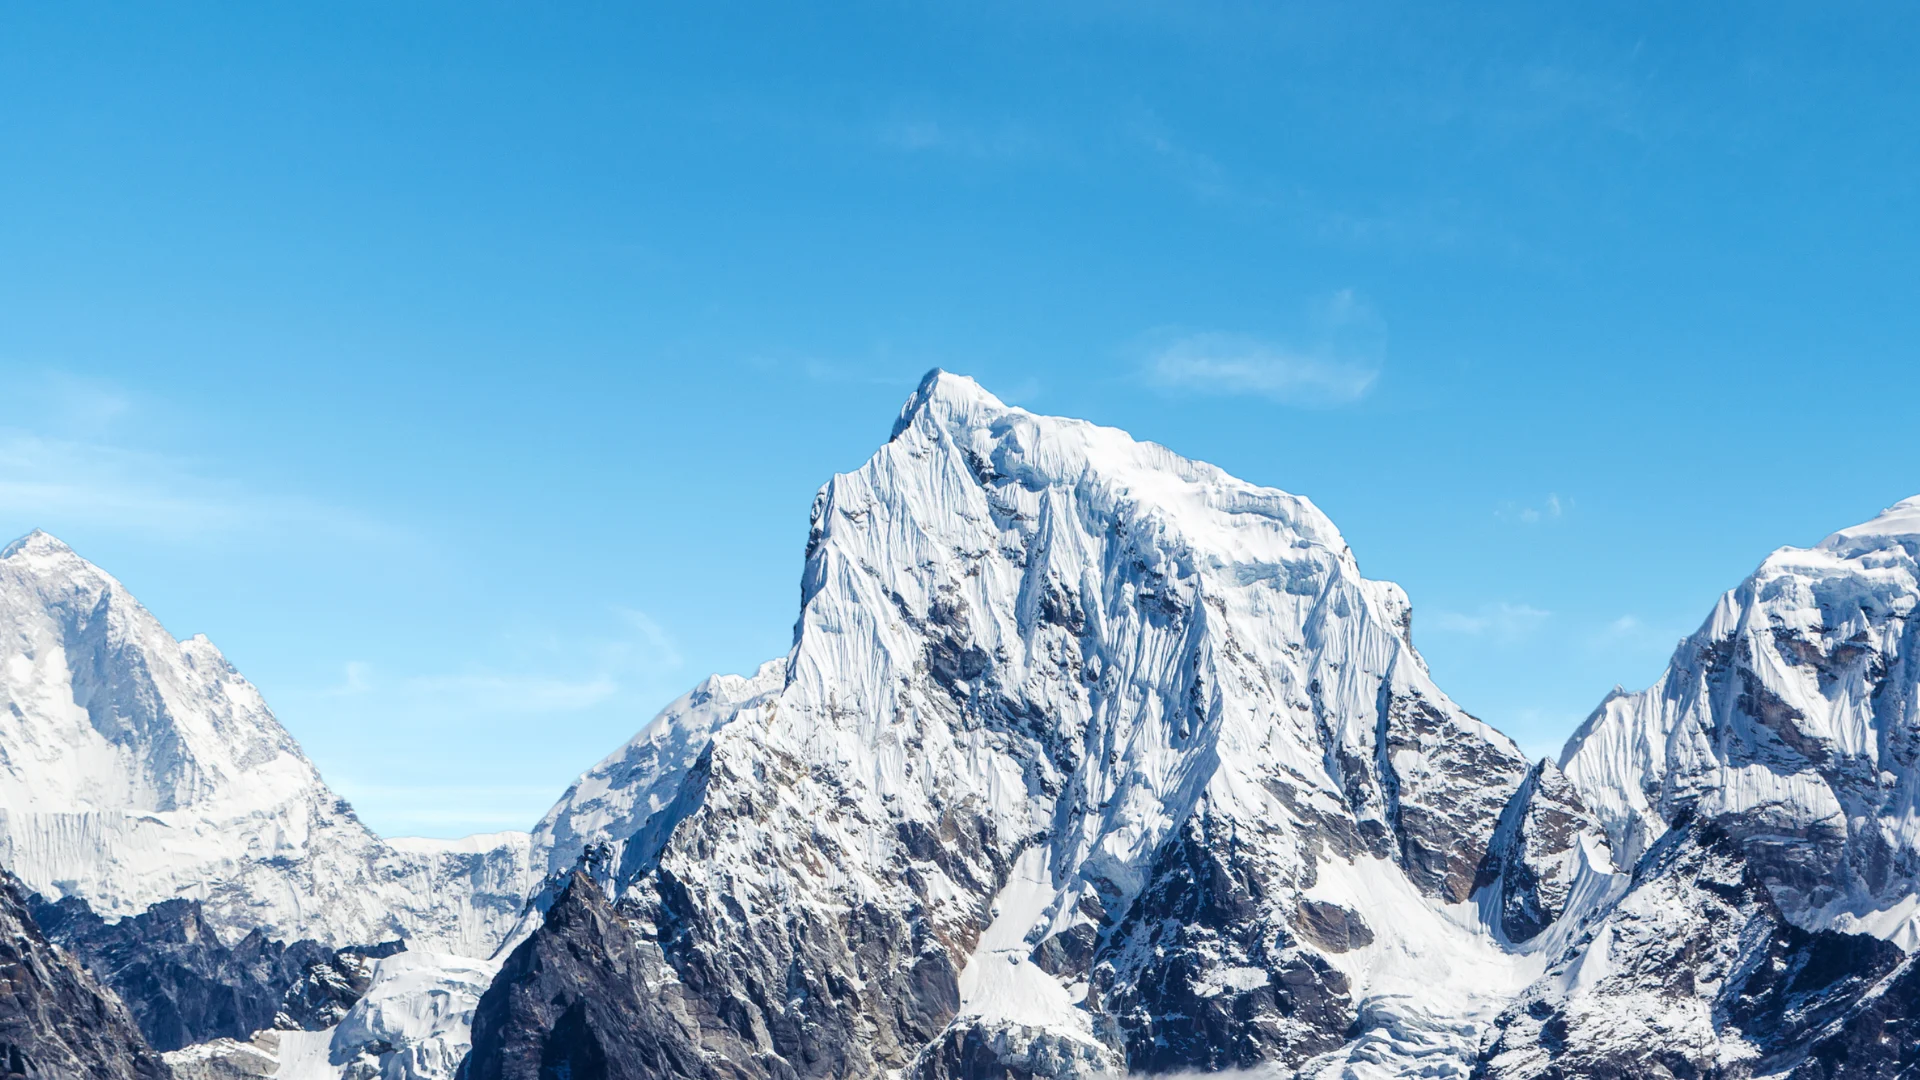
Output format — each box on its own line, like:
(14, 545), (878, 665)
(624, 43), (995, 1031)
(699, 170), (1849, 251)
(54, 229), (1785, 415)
(0, 863), (171, 1079)
(462, 872), (735, 1080)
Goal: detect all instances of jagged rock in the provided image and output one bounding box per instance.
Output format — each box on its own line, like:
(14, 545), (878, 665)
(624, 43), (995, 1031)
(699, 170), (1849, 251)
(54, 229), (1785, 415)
(29, 891), (399, 1052)
(460, 872), (734, 1080)
(1480, 496), (1920, 1075)
(1479, 822), (1915, 1079)
(1473, 760), (1607, 943)
(0, 863), (170, 1079)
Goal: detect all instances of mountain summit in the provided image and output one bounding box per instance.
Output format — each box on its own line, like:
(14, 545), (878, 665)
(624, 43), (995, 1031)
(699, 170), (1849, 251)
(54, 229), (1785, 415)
(491, 371), (1534, 1077)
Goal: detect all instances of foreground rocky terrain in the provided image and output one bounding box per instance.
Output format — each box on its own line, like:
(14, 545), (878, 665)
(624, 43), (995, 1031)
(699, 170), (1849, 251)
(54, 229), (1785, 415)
(4, 373), (1920, 1078)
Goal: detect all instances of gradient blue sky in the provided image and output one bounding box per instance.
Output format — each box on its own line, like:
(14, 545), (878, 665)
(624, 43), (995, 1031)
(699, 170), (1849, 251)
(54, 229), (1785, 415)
(3, 3), (1916, 837)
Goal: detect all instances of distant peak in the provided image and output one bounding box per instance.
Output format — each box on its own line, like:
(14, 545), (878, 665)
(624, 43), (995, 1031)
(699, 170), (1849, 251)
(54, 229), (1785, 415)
(0, 529), (76, 561)
(889, 369), (1009, 441)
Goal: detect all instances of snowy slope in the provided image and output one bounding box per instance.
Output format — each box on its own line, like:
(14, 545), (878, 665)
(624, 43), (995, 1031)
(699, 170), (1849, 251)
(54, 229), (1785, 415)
(513, 370), (1536, 1077)
(0, 531), (533, 953)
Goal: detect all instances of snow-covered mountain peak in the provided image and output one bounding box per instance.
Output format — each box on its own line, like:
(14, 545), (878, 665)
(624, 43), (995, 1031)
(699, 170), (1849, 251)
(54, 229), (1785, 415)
(878, 368), (1358, 596)
(889, 367), (1003, 439)
(531, 371), (1532, 1076)
(2, 528), (82, 562)
(0, 531), (532, 952)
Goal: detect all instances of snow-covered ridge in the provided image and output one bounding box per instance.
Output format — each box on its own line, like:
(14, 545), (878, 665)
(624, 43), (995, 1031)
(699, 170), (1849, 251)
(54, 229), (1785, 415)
(0, 530), (533, 954)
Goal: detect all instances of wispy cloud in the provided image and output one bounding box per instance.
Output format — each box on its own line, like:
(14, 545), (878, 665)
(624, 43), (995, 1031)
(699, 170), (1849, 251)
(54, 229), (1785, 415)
(1427, 602), (1551, 642)
(1497, 494), (1568, 526)
(0, 432), (396, 543)
(0, 372), (394, 544)
(328, 780), (561, 832)
(1145, 334), (1379, 405)
(1586, 613), (1685, 656)
(325, 607), (685, 718)
(1142, 290), (1385, 406)
(1133, 120), (1249, 207)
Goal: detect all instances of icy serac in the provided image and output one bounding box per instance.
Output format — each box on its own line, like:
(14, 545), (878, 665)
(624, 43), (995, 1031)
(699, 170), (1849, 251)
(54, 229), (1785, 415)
(0, 530), (533, 954)
(501, 370), (1535, 1078)
(1482, 497), (1920, 1078)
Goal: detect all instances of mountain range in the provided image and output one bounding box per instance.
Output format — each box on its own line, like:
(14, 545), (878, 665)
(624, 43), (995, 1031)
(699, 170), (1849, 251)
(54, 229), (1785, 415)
(2, 370), (1916, 1079)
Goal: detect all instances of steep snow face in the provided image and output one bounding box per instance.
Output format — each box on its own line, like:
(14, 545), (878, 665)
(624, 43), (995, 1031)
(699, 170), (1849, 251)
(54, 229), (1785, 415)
(0, 531), (532, 953)
(524, 371), (1532, 1077)
(1561, 497), (1920, 945)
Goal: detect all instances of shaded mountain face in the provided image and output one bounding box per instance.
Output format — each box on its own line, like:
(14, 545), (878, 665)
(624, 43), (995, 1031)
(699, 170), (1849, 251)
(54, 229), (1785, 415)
(30, 892), (401, 1053)
(0, 531), (533, 955)
(461, 873), (736, 1080)
(0, 863), (170, 1080)
(496, 371), (1535, 1078)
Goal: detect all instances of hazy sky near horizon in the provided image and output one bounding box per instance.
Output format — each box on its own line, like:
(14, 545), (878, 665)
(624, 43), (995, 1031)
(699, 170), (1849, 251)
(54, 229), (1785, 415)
(3, 3), (1917, 836)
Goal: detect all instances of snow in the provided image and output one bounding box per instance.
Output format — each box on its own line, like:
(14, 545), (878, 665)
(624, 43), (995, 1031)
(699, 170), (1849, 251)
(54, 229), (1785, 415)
(955, 846), (1096, 1042)
(1298, 854), (1546, 1078)
(326, 950), (500, 1078)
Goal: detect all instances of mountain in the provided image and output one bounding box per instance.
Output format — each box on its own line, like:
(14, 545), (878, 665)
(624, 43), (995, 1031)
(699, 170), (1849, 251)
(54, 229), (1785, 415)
(0, 861), (171, 1080)
(0, 530), (535, 956)
(1479, 497), (1920, 1077)
(484, 370), (1538, 1078)
(9, 370), (1920, 1079)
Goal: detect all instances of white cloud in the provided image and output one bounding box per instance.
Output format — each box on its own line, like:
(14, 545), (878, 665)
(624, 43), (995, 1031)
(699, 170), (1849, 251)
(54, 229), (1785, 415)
(1586, 613), (1686, 656)
(0, 398), (394, 544)
(1142, 289), (1385, 406)
(1144, 331), (1379, 406)
(404, 672), (621, 713)
(1427, 602), (1551, 642)
(326, 660), (375, 697)
(325, 607), (685, 718)
(1498, 493), (1568, 526)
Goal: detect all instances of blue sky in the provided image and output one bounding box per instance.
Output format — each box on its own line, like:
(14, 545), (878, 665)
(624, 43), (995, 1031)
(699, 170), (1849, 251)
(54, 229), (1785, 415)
(3, 3), (1916, 837)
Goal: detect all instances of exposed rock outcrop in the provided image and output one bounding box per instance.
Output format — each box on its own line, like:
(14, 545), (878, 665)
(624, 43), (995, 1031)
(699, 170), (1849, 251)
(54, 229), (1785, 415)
(0, 864), (170, 1079)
